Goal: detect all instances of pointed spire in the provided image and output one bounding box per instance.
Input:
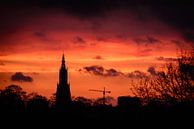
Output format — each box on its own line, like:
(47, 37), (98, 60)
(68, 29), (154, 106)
(62, 53), (65, 66)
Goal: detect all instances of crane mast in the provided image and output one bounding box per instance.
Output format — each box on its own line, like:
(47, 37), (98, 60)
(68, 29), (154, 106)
(89, 87), (111, 105)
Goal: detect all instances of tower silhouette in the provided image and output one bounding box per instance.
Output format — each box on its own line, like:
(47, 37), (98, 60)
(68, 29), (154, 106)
(56, 54), (71, 109)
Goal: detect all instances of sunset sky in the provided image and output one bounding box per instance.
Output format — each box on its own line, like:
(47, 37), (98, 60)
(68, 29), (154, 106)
(0, 0), (194, 100)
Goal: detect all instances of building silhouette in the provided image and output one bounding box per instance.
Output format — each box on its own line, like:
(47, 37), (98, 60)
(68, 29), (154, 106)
(118, 96), (141, 109)
(56, 54), (72, 109)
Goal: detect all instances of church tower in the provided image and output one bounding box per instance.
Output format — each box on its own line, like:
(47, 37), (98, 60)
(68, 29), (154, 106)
(56, 54), (71, 109)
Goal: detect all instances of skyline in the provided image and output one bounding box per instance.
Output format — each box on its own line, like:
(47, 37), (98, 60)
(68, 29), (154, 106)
(0, 0), (194, 99)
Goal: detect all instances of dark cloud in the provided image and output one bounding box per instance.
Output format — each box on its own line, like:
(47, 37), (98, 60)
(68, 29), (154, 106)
(83, 65), (104, 76)
(36, 0), (118, 18)
(82, 65), (122, 77)
(133, 36), (161, 46)
(1, 0), (194, 54)
(156, 56), (177, 62)
(2, 0), (194, 23)
(73, 36), (86, 44)
(36, 0), (194, 43)
(106, 68), (123, 77)
(127, 70), (147, 78)
(82, 65), (148, 78)
(147, 66), (157, 75)
(93, 55), (103, 60)
(11, 72), (33, 82)
(0, 0), (116, 18)
(148, 1), (194, 43)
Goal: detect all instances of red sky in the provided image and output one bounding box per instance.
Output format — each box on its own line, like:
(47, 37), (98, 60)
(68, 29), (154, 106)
(0, 0), (194, 100)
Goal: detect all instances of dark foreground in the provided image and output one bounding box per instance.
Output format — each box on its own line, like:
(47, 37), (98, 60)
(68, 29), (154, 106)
(1, 105), (194, 129)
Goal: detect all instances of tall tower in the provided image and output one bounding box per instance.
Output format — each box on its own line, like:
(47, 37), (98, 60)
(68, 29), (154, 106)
(56, 54), (71, 109)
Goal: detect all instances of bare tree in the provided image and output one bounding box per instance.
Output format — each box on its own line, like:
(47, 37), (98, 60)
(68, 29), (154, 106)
(130, 77), (157, 103)
(131, 49), (194, 104)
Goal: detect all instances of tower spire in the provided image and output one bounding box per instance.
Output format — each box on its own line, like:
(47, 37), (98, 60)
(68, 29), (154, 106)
(56, 53), (72, 109)
(62, 53), (65, 66)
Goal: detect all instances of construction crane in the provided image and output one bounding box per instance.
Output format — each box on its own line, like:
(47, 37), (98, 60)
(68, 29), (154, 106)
(89, 87), (111, 105)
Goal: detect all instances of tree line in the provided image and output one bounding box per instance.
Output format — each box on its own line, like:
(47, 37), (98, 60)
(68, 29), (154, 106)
(0, 84), (115, 112)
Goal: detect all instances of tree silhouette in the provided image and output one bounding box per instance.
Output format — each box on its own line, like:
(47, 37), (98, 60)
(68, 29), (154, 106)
(26, 93), (49, 112)
(0, 85), (26, 111)
(49, 93), (56, 108)
(93, 96), (114, 106)
(131, 49), (194, 104)
(73, 96), (93, 107)
(131, 77), (157, 103)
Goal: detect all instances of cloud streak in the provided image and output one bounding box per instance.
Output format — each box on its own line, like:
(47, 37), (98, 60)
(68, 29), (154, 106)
(82, 65), (123, 77)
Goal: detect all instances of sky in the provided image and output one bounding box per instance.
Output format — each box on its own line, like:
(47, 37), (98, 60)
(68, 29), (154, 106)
(0, 0), (194, 100)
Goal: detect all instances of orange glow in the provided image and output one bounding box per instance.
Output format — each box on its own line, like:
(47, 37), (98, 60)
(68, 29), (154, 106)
(0, 6), (193, 100)
(0, 38), (190, 99)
